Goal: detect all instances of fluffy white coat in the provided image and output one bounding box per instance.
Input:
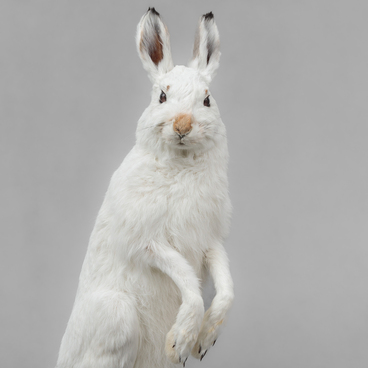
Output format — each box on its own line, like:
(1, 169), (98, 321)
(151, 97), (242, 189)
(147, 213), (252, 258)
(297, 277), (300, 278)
(56, 8), (234, 368)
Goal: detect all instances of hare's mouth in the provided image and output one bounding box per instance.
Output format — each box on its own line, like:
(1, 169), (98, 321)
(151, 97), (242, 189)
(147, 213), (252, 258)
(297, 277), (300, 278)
(175, 136), (190, 149)
(177, 134), (190, 146)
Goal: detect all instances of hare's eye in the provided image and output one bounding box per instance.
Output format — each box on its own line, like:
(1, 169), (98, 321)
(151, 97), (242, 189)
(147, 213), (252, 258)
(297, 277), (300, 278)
(159, 91), (167, 103)
(204, 96), (210, 107)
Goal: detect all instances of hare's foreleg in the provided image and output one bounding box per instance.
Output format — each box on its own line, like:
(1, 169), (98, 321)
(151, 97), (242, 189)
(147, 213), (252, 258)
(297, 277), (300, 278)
(191, 243), (234, 360)
(144, 241), (204, 366)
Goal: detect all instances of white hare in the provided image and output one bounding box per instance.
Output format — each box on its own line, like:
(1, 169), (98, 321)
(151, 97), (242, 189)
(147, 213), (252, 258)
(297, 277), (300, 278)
(56, 8), (234, 368)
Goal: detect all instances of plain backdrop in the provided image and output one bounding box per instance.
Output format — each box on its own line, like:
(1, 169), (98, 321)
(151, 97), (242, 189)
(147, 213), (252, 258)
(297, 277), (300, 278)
(1, 1), (368, 367)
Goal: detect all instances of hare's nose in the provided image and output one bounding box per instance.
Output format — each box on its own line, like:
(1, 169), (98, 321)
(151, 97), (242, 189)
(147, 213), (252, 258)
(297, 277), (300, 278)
(173, 114), (192, 137)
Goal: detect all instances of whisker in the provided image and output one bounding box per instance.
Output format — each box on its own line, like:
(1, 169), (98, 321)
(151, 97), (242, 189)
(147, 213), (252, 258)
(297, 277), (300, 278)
(201, 126), (228, 139)
(136, 123), (227, 139)
(138, 125), (155, 132)
(214, 131), (227, 138)
(137, 124), (161, 132)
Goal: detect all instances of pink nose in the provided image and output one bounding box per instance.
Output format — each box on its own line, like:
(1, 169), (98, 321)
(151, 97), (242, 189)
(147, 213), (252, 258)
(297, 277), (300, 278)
(173, 114), (192, 136)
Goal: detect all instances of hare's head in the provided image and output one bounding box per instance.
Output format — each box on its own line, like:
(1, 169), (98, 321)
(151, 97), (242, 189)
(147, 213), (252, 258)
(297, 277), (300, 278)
(136, 8), (225, 155)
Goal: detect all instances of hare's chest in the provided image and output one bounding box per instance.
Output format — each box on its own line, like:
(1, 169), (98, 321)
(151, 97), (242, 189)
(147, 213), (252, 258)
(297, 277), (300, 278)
(114, 159), (228, 249)
(163, 171), (225, 244)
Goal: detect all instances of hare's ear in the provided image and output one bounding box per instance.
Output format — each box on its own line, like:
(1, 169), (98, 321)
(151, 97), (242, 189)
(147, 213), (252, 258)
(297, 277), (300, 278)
(136, 8), (174, 82)
(189, 12), (220, 83)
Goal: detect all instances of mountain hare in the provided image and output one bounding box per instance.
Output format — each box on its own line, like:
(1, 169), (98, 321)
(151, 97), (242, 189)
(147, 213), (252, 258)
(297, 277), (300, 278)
(56, 8), (234, 368)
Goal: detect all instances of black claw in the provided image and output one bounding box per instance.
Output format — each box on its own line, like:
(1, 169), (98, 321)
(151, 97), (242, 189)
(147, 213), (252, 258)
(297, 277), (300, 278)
(200, 350), (207, 361)
(172, 343), (176, 348)
(213, 339), (217, 346)
(179, 356), (181, 363)
(198, 345), (202, 354)
(183, 357), (188, 367)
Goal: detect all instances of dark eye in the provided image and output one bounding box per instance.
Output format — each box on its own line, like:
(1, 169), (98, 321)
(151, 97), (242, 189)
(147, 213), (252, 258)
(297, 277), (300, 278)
(204, 95), (210, 107)
(159, 91), (166, 103)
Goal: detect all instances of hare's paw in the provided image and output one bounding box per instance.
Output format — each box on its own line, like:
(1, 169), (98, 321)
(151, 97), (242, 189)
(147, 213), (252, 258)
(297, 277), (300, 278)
(191, 308), (224, 361)
(165, 326), (198, 366)
(165, 299), (204, 365)
(192, 292), (233, 361)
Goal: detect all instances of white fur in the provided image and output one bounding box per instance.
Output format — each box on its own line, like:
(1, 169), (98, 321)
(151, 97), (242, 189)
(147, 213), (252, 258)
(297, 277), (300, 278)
(56, 9), (233, 368)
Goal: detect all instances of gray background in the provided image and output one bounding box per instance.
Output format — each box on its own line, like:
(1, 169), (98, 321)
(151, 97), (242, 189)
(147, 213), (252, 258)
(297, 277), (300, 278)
(1, 0), (368, 367)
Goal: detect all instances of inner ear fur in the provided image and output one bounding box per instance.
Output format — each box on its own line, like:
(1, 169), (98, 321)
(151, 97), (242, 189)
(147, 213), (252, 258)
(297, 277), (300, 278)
(146, 30), (163, 65)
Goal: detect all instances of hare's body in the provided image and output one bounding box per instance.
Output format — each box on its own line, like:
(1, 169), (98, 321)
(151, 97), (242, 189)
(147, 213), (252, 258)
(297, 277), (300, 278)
(57, 142), (230, 368)
(56, 9), (234, 368)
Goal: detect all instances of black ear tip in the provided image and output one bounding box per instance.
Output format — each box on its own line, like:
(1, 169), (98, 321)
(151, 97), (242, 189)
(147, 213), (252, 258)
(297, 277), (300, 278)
(149, 7), (160, 17)
(203, 11), (214, 20)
